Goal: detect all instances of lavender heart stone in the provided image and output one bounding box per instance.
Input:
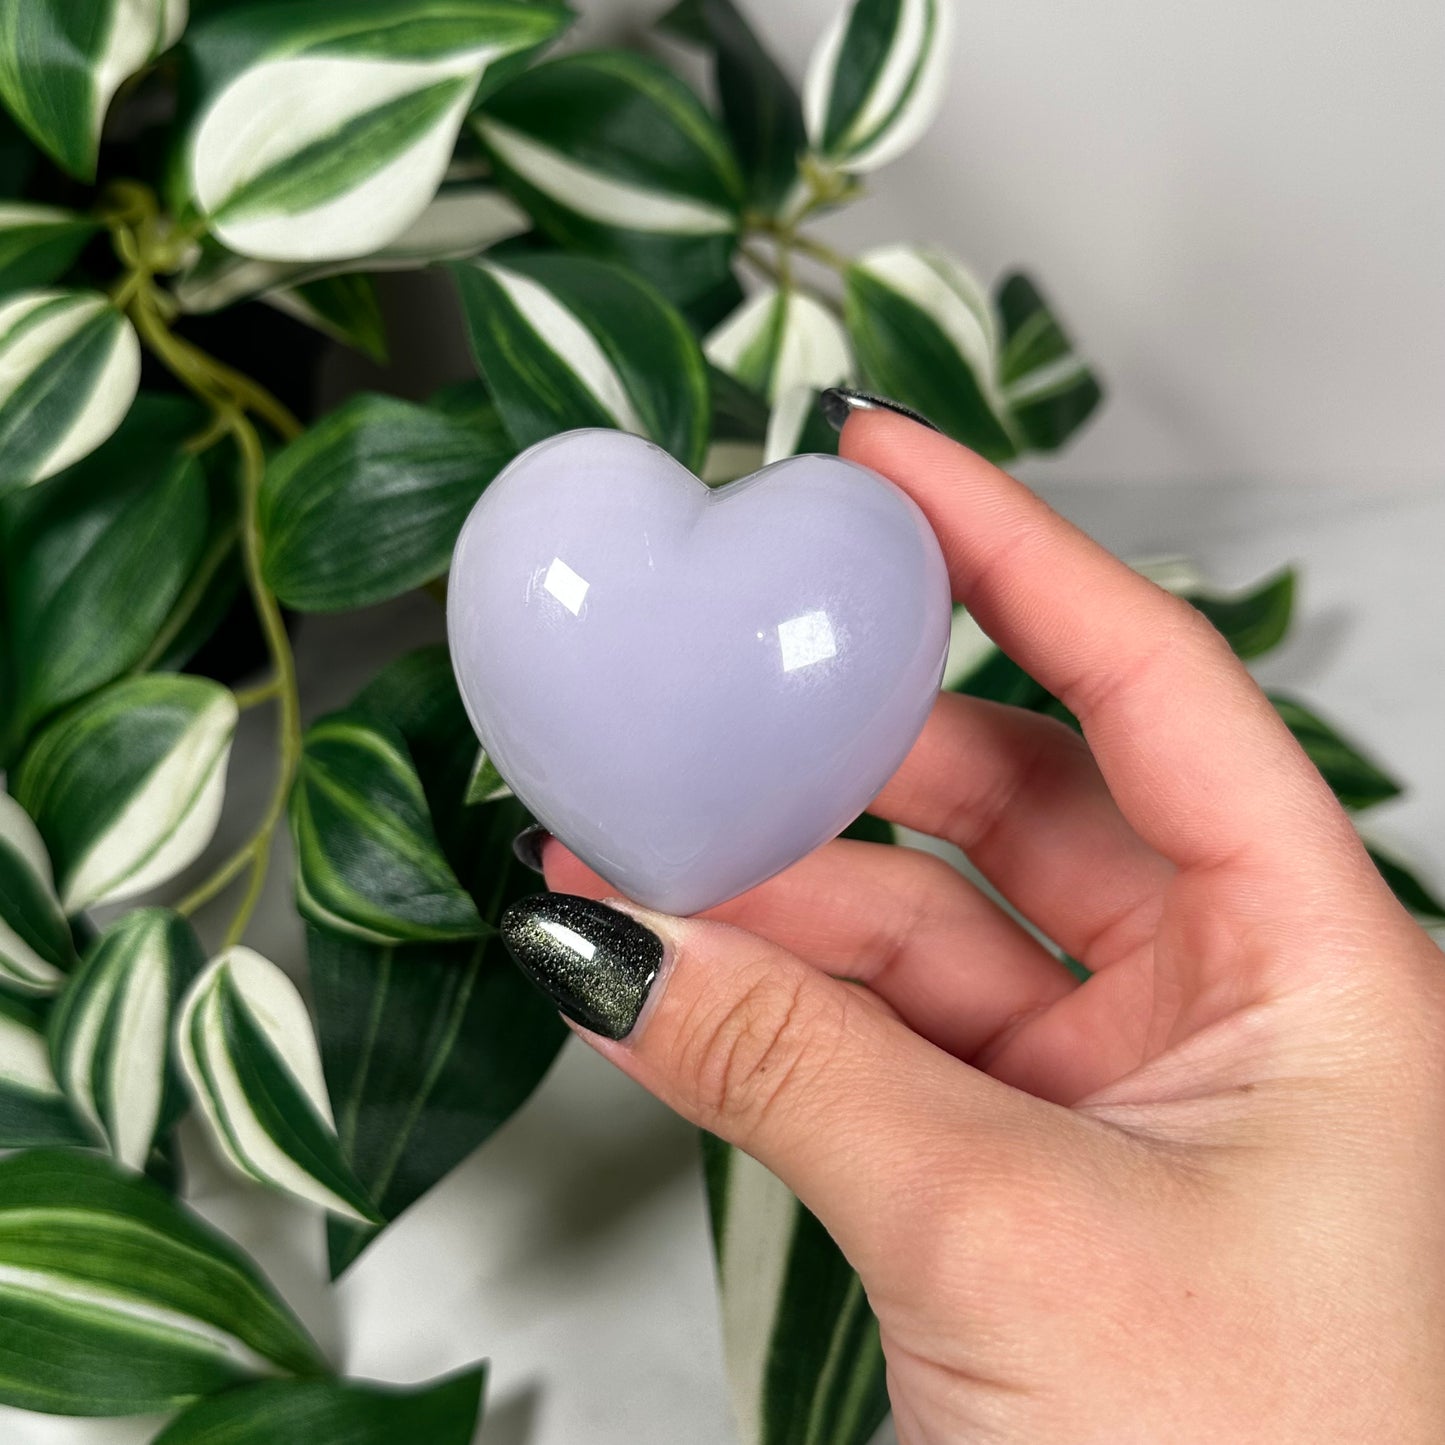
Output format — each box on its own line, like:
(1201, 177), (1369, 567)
(447, 428), (950, 915)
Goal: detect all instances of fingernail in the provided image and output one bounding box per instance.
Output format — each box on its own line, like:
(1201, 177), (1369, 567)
(501, 893), (665, 1041)
(511, 823), (552, 874)
(819, 386), (940, 434)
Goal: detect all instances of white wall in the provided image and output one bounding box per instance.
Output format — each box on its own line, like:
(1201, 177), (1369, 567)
(595, 0), (1445, 492)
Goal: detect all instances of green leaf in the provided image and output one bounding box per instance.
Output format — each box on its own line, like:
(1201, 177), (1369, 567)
(659, 0), (808, 213)
(845, 246), (1018, 461)
(152, 1366), (487, 1444)
(13, 674), (238, 913)
(840, 812), (893, 846)
(0, 0), (187, 180)
(0, 394), (210, 747)
(314, 645), (567, 1275)
(291, 711), (485, 944)
(48, 908), (203, 1170)
(260, 392), (513, 612)
(0, 288), (141, 490)
(1182, 567), (1295, 660)
(178, 946), (383, 1223)
(702, 1135), (889, 1445)
(266, 272), (388, 362)
(994, 271), (1103, 451)
(464, 749), (510, 804)
(475, 49), (743, 304)
(0, 790), (77, 994)
(0, 1148), (326, 1416)
(0, 991), (89, 1146)
(451, 251), (711, 471)
(705, 285), (851, 403)
(0, 203), (99, 293)
(948, 645), (1048, 709)
(185, 0), (570, 262)
(1268, 695), (1402, 812)
(803, 0), (952, 174)
(1368, 845), (1445, 924)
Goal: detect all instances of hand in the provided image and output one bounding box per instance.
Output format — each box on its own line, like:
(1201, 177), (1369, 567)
(502, 405), (1445, 1443)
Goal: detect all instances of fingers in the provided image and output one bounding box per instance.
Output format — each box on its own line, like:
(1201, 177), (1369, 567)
(500, 889), (1065, 1282)
(842, 410), (1366, 881)
(542, 833), (1076, 1061)
(868, 692), (1174, 968)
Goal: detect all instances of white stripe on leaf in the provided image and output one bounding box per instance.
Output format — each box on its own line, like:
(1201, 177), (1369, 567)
(51, 911), (193, 1170)
(175, 186), (528, 313)
(0, 1009), (64, 1098)
(0, 289), (140, 485)
(0, 793), (72, 994)
(717, 1150), (798, 1445)
(477, 118), (737, 236)
(94, 2), (190, 150)
(706, 287), (850, 403)
(194, 54), (486, 262)
(763, 384), (821, 465)
(63, 689), (237, 912)
(177, 949), (378, 1222)
(804, 0), (953, 174)
(0, 1261), (281, 1379)
(479, 261), (646, 434)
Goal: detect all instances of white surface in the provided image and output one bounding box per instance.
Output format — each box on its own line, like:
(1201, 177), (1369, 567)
(7, 1), (1443, 1440)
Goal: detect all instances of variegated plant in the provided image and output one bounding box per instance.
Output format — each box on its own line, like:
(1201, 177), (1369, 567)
(0, 0), (1437, 1442)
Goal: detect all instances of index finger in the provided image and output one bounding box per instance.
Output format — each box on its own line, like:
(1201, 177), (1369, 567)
(841, 407), (1360, 877)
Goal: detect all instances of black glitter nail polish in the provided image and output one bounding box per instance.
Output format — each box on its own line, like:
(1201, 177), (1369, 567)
(511, 823), (552, 874)
(501, 894), (664, 1041)
(819, 386), (940, 434)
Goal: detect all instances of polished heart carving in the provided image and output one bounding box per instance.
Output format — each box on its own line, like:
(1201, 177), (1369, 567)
(447, 429), (951, 915)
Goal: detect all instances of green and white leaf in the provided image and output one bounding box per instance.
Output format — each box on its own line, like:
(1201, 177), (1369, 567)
(260, 392), (514, 612)
(657, 0), (809, 213)
(0, 790), (76, 995)
(185, 0), (569, 261)
(153, 1366), (488, 1444)
(0, 1149), (325, 1416)
(475, 49), (744, 302)
(845, 244), (1018, 459)
(0, 991), (88, 1147)
(1, 394), (209, 746)
(49, 908), (203, 1170)
(803, 0), (953, 174)
(313, 647), (567, 1276)
(173, 185), (528, 313)
(291, 711), (484, 944)
(1269, 695), (1402, 812)
(703, 1135), (889, 1445)
(995, 271), (1103, 451)
(0, 289), (141, 489)
(178, 947), (382, 1224)
(0, 203), (99, 294)
(706, 285), (851, 403)
(0, 0), (188, 180)
(452, 252), (710, 470)
(13, 674), (237, 913)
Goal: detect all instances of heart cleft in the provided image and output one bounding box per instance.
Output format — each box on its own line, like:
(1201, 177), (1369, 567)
(447, 428), (951, 914)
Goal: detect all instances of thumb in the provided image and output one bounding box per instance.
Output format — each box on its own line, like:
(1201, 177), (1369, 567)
(500, 890), (1056, 1281)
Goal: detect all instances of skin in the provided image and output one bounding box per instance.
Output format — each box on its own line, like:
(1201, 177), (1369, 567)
(542, 409), (1445, 1443)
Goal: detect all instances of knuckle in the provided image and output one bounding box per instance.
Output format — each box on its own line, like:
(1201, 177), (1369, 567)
(678, 956), (833, 1134)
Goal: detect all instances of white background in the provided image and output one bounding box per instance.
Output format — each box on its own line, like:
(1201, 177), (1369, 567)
(9, 1), (1442, 1441)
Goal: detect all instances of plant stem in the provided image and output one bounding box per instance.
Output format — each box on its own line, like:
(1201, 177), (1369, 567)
(217, 414), (302, 948)
(234, 677), (284, 710)
(104, 193), (308, 944)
